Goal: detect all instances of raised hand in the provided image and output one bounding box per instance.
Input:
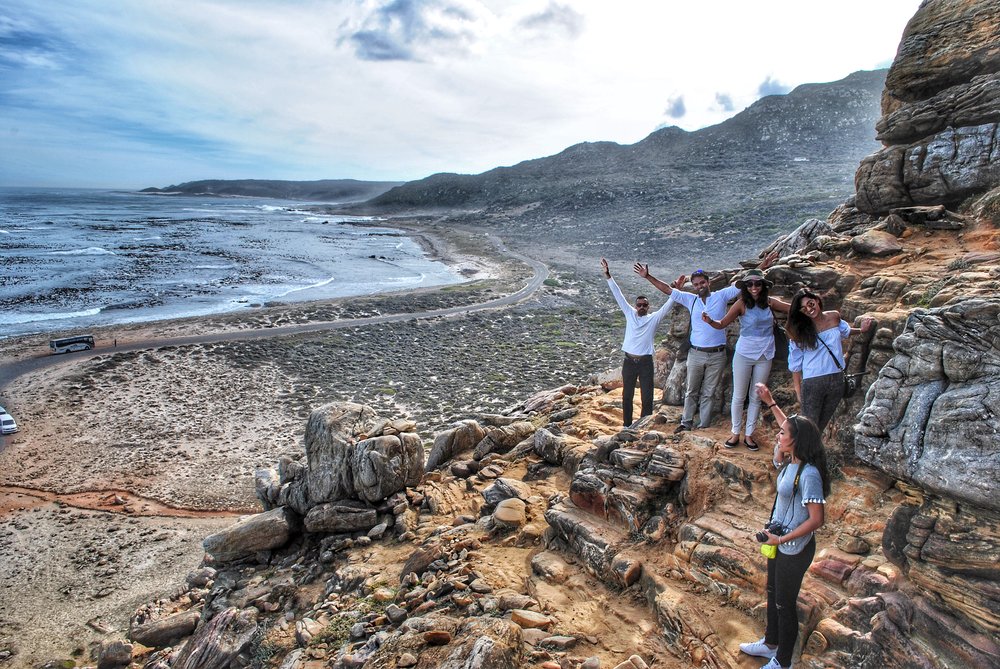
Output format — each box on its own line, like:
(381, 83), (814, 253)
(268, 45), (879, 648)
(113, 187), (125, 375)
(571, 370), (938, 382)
(672, 275), (687, 290)
(633, 262), (649, 278)
(600, 258), (610, 278)
(756, 382), (773, 406)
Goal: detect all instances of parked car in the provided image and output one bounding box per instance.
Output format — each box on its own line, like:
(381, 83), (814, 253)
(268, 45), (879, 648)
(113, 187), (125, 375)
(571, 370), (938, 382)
(0, 411), (17, 435)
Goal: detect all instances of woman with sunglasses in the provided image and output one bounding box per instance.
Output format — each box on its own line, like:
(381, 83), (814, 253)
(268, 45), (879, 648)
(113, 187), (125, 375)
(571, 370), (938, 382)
(702, 269), (789, 450)
(785, 289), (873, 431)
(739, 382), (829, 669)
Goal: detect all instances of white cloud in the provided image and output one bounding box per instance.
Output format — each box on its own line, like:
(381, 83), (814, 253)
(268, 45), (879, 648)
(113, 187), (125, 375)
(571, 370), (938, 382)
(0, 0), (924, 187)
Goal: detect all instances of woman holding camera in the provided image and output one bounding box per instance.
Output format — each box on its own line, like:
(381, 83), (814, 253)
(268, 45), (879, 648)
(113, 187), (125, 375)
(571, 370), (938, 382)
(740, 382), (830, 669)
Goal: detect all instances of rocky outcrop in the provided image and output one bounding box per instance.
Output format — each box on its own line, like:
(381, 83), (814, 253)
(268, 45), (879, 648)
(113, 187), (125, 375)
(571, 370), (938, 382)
(856, 298), (1000, 509)
(171, 607), (258, 669)
(855, 0), (1000, 214)
(202, 506), (300, 562)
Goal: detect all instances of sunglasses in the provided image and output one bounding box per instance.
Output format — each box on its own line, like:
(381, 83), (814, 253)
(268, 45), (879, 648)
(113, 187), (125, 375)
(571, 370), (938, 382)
(746, 280), (765, 287)
(636, 302), (649, 308)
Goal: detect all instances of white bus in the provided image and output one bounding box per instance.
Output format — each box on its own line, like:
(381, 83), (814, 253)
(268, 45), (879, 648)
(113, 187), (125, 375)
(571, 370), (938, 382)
(49, 334), (96, 354)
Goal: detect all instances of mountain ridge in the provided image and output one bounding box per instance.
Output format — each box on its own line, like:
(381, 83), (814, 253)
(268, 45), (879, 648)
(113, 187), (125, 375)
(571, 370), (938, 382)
(140, 178), (403, 202)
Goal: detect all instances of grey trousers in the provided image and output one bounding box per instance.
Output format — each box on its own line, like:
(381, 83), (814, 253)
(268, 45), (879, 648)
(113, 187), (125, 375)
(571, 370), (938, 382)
(731, 352), (773, 436)
(800, 371), (844, 431)
(682, 348), (727, 428)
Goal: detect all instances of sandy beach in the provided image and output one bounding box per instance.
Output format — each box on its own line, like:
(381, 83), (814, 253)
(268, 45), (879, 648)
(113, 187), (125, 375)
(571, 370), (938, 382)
(0, 223), (627, 665)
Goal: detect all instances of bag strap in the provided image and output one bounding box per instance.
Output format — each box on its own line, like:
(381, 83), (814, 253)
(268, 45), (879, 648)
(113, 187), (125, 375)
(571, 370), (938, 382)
(817, 335), (845, 371)
(769, 463), (802, 520)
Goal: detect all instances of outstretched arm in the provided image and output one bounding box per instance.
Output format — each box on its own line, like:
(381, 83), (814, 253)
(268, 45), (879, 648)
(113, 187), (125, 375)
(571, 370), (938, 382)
(768, 296), (791, 313)
(703, 299), (743, 329)
(603, 258), (632, 315)
(758, 250), (779, 270)
(849, 316), (875, 336)
(756, 383), (790, 468)
(633, 262), (674, 295)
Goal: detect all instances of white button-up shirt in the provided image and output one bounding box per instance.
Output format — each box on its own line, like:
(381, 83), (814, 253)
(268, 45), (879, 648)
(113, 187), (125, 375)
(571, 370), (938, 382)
(607, 277), (672, 356)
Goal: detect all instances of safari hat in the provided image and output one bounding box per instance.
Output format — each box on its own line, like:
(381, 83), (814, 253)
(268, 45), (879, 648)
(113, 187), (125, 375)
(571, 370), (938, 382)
(735, 268), (773, 289)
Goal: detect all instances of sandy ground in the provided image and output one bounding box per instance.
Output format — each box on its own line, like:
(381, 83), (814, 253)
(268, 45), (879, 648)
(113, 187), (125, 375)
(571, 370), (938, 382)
(0, 224), (629, 666)
(0, 214), (862, 667)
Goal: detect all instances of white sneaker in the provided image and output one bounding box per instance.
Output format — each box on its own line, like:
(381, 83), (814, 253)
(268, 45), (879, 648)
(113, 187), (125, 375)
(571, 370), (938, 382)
(739, 637), (777, 659)
(760, 659), (790, 668)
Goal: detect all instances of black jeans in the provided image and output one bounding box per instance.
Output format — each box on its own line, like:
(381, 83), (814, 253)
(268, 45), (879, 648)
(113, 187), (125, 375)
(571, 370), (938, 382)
(801, 372), (844, 432)
(622, 354), (654, 426)
(765, 537), (816, 668)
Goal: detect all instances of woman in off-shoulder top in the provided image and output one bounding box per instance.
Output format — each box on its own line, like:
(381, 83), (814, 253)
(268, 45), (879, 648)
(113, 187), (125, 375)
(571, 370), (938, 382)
(785, 289), (873, 431)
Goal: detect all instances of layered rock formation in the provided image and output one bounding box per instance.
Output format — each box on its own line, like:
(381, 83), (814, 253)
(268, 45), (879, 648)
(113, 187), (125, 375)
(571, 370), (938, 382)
(855, 0), (1000, 213)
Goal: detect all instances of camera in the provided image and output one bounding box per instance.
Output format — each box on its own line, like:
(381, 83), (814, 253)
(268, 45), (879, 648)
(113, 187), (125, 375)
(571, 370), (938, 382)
(755, 521), (786, 542)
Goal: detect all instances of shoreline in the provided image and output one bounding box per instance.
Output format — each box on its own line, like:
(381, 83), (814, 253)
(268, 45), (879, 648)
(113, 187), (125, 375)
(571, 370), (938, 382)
(0, 222), (520, 368)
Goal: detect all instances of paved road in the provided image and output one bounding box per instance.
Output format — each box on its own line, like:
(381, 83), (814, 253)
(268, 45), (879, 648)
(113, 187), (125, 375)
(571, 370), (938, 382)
(0, 238), (548, 393)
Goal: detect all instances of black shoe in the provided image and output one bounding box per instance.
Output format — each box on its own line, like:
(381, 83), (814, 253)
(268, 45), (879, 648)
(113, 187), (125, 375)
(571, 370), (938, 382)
(744, 436), (760, 451)
(724, 435), (740, 449)
(673, 424), (691, 434)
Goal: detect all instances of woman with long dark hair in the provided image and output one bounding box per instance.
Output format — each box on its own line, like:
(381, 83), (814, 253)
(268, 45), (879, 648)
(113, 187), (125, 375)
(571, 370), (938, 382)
(702, 269), (789, 450)
(740, 382), (830, 669)
(785, 289), (873, 431)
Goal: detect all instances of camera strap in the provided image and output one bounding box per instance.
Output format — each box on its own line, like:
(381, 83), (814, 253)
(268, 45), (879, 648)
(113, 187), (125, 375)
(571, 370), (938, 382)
(768, 463), (802, 528)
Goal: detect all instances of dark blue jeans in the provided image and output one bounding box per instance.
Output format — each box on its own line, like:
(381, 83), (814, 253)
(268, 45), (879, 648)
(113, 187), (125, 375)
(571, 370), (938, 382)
(622, 354), (654, 426)
(765, 537), (816, 668)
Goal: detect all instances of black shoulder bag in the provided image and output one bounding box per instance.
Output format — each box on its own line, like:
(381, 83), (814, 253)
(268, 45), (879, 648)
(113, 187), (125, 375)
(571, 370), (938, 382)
(817, 337), (864, 398)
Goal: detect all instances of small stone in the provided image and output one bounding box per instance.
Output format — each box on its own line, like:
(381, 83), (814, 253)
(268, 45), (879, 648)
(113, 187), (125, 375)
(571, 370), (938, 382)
(398, 652), (418, 667)
(372, 587), (396, 602)
(540, 635), (577, 650)
(510, 609), (552, 629)
(385, 604), (408, 624)
(521, 628), (550, 646)
(493, 498), (527, 527)
(423, 630), (452, 645)
(581, 657), (601, 669)
(469, 578), (493, 594)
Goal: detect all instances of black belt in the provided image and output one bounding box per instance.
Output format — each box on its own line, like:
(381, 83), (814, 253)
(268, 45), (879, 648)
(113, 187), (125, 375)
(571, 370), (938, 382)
(691, 345), (725, 353)
(624, 353), (651, 361)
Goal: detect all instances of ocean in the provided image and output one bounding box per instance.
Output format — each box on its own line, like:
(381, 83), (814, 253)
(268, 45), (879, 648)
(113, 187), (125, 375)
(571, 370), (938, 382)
(0, 188), (463, 339)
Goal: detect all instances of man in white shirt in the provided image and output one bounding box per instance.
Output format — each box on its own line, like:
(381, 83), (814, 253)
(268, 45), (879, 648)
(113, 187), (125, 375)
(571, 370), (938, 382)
(635, 265), (740, 432)
(602, 258), (673, 427)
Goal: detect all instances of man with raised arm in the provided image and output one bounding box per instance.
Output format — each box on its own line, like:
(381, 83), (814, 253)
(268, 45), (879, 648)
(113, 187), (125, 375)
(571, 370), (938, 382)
(635, 264), (739, 432)
(602, 258), (674, 427)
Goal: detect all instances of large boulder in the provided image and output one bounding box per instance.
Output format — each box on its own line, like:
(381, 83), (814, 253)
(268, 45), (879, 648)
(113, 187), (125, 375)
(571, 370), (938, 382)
(129, 610), (201, 649)
(425, 419), (486, 471)
(855, 298), (1000, 511)
(202, 506), (299, 562)
(304, 402), (380, 505)
(855, 0), (1000, 214)
(880, 0), (1000, 113)
(473, 421), (535, 460)
(854, 123), (1000, 213)
(351, 433), (424, 503)
(172, 608), (258, 669)
(304, 499), (379, 534)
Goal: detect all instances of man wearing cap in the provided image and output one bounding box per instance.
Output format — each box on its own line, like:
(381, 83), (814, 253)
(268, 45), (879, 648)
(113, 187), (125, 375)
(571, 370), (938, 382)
(602, 258), (674, 427)
(634, 264), (739, 432)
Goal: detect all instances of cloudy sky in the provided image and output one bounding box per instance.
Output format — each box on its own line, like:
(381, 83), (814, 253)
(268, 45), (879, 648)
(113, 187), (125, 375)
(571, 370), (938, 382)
(1, 0), (922, 189)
